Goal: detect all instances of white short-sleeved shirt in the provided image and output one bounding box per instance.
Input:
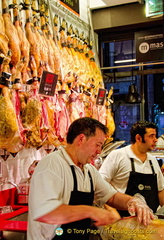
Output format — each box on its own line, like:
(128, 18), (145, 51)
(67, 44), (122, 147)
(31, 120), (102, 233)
(99, 145), (164, 194)
(27, 146), (117, 240)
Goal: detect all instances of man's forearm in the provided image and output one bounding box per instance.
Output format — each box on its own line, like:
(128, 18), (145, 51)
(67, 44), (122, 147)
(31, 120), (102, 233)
(36, 203), (121, 226)
(36, 204), (92, 224)
(106, 192), (132, 210)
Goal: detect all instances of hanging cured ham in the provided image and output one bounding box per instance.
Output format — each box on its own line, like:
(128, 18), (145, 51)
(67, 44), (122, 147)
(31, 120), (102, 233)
(10, 86), (27, 149)
(12, 0), (30, 83)
(53, 14), (62, 79)
(40, 2), (55, 73)
(10, 60), (28, 149)
(0, 0), (106, 151)
(2, 0), (21, 67)
(67, 82), (86, 123)
(0, 55), (24, 153)
(74, 37), (90, 86)
(0, 14), (9, 57)
(31, 0), (49, 71)
(46, 23), (61, 75)
(57, 90), (70, 143)
(22, 89), (42, 148)
(21, 56), (42, 148)
(24, 0), (41, 72)
(0, 87), (19, 151)
(58, 19), (74, 81)
(41, 97), (60, 147)
(106, 87), (115, 137)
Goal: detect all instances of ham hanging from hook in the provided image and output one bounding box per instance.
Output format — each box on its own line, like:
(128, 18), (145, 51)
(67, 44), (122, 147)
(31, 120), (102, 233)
(12, 0), (30, 83)
(2, 0), (21, 68)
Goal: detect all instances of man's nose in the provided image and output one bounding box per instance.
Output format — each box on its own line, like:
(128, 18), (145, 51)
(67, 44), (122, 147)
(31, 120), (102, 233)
(96, 148), (102, 155)
(154, 138), (158, 143)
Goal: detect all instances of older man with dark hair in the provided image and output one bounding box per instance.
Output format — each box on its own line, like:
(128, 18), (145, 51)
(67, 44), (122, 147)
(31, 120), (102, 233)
(28, 118), (154, 240)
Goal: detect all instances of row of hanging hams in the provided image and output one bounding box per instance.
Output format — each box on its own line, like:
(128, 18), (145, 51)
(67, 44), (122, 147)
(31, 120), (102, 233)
(0, 0), (104, 82)
(0, 0), (115, 153)
(0, 77), (115, 153)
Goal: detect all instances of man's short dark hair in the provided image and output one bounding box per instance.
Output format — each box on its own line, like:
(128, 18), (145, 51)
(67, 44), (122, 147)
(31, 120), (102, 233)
(130, 121), (157, 143)
(66, 117), (109, 144)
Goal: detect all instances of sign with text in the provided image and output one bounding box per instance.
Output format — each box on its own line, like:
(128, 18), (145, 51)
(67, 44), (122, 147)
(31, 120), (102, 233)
(39, 71), (58, 97)
(135, 28), (164, 63)
(96, 88), (107, 105)
(60, 0), (80, 15)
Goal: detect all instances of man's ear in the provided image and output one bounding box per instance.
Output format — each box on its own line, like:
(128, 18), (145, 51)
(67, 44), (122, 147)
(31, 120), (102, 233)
(136, 134), (141, 142)
(76, 133), (86, 145)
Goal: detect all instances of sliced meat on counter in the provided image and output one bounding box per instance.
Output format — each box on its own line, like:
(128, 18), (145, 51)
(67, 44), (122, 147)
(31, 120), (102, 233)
(103, 216), (164, 240)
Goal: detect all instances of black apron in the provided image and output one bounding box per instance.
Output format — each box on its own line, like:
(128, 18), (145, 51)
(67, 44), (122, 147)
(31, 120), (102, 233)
(53, 165), (94, 240)
(119, 158), (159, 217)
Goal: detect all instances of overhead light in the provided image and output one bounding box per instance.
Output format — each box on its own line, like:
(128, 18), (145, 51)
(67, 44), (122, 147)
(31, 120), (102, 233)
(115, 59), (136, 64)
(125, 84), (142, 104)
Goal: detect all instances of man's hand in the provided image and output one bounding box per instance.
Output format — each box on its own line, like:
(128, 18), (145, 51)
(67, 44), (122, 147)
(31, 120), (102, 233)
(127, 193), (155, 226)
(91, 205), (121, 226)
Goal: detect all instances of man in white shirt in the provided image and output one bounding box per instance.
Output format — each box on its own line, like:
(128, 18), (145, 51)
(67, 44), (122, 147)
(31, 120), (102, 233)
(99, 121), (164, 217)
(28, 118), (154, 240)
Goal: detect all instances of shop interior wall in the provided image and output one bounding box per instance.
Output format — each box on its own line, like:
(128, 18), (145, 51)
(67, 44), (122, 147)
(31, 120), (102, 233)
(90, 2), (164, 142)
(91, 2), (163, 31)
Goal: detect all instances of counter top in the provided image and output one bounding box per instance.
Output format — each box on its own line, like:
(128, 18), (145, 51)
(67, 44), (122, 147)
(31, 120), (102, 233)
(0, 205), (28, 232)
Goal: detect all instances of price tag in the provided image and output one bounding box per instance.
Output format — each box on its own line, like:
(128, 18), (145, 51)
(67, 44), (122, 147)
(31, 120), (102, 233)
(96, 88), (107, 105)
(39, 70), (58, 97)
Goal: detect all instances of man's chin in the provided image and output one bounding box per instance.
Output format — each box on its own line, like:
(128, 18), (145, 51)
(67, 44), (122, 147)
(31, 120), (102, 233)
(150, 146), (156, 151)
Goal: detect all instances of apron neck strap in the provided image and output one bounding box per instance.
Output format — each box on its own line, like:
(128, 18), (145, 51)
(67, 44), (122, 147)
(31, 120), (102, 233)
(70, 165), (78, 191)
(149, 160), (155, 174)
(88, 171), (94, 192)
(130, 158), (155, 174)
(130, 158), (135, 171)
(70, 165), (94, 192)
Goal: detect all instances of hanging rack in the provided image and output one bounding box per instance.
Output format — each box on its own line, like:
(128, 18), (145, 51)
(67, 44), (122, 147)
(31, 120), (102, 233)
(48, 0), (90, 31)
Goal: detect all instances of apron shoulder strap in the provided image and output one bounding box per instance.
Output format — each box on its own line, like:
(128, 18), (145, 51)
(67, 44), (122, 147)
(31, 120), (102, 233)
(70, 165), (78, 191)
(130, 158), (156, 174)
(149, 160), (155, 174)
(130, 158), (135, 171)
(70, 165), (94, 192)
(88, 171), (94, 192)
